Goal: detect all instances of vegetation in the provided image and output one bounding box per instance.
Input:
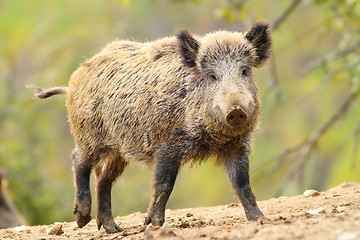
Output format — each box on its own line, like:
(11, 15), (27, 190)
(0, 0), (359, 225)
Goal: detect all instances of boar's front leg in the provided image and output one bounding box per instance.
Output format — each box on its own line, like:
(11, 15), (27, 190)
(223, 145), (264, 221)
(144, 144), (182, 226)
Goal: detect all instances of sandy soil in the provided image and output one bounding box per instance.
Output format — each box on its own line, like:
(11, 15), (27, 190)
(0, 182), (359, 240)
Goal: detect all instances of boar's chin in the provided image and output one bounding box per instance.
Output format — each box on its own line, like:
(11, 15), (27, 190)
(204, 113), (248, 138)
(223, 123), (249, 136)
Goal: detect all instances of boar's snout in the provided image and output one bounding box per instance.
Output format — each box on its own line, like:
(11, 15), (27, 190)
(225, 106), (248, 127)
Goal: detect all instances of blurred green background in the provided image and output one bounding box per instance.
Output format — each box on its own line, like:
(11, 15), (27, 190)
(0, 0), (359, 225)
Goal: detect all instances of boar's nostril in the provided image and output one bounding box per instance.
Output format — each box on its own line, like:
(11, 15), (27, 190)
(226, 108), (248, 126)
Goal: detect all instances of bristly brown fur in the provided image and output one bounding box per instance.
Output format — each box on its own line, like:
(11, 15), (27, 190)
(35, 21), (271, 233)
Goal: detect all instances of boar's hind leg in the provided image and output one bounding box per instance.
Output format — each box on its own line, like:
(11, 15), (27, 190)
(72, 148), (93, 228)
(95, 155), (127, 233)
(144, 144), (182, 226)
(223, 148), (264, 221)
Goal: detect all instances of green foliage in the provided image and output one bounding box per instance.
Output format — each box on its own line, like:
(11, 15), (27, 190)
(0, 0), (359, 226)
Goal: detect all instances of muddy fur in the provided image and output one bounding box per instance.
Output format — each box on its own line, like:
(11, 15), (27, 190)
(34, 21), (271, 233)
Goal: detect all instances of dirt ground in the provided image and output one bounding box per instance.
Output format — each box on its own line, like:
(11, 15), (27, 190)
(0, 182), (359, 240)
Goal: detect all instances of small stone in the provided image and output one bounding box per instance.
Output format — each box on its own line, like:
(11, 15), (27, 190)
(303, 189), (320, 197)
(39, 227), (47, 234)
(332, 206), (346, 213)
(306, 207), (326, 216)
(186, 212), (193, 217)
(47, 223), (63, 235)
(337, 232), (360, 240)
(13, 225), (27, 232)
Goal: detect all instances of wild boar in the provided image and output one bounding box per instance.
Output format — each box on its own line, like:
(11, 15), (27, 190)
(33, 21), (271, 233)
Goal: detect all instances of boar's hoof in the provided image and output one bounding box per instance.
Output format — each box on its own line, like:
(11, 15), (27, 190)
(73, 208), (92, 228)
(104, 224), (123, 234)
(245, 208), (265, 221)
(144, 212), (165, 226)
(75, 214), (92, 228)
(97, 216), (123, 233)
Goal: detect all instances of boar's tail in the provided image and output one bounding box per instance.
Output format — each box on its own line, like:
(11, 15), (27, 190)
(27, 86), (68, 99)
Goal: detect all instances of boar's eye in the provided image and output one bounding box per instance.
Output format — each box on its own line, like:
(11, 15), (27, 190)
(209, 73), (217, 81)
(241, 68), (250, 77)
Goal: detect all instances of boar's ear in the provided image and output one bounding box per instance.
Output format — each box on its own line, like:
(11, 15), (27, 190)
(176, 30), (200, 68)
(245, 21), (271, 68)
